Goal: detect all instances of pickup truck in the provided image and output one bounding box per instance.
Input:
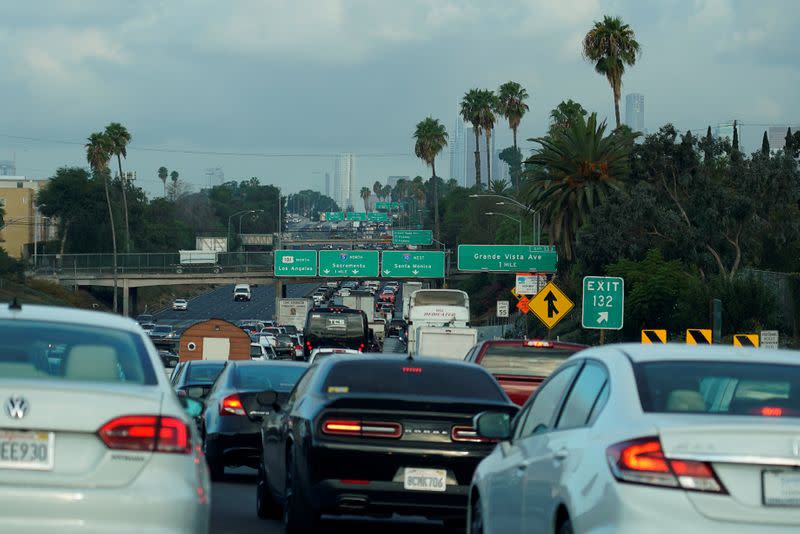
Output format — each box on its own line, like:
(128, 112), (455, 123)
(463, 339), (588, 405)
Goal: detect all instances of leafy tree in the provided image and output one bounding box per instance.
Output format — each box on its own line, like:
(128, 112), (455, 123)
(0, 200), (4, 229)
(731, 120), (741, 163)
(158, 166), (168, 196)
(478, 89), (498, 188)
(460, 89), (484, 188)
(105, 123), (132, 252)
(496, 81), (530, 189)
(360, 186), (371, 212)
(524, 112), (633, 262)
(582, 15), (641, 128)
(489, 179), (511, 195)
(86, 132), (118, 312)
(549, 100), (588, 134)
(382, 184), (392, 204)
(498, 146), (523, 190)
(170, 170), (179, 184)
(413, 116), (448, 244)
(786, 127), (796, 158)
(762, 131), (770, 155)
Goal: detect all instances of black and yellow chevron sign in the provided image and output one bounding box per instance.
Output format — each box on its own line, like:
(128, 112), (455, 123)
(686, 329), (712, 345)
(641, 329), (667, 344)
(733, 334), (759, 347)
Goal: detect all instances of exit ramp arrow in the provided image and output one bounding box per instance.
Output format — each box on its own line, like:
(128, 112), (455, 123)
(597, 311), (608, 324)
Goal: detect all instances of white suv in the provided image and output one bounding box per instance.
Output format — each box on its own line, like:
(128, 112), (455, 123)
(233, 284), (251, 302)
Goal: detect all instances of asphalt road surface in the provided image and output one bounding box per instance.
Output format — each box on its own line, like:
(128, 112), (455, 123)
(211, 469), (452, 533)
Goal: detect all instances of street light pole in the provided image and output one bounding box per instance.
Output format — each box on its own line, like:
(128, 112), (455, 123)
(485, 212), (522, 244)
(470, 194), (541, 245)
(228, 209), (256, 252)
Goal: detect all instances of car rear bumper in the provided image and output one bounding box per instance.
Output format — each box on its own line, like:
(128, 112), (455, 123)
(206, 431), (261, 468)
(0, 455), (209, 534)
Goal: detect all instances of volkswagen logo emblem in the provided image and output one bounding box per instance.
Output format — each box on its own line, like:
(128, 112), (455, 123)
(4, 396), (29, 419)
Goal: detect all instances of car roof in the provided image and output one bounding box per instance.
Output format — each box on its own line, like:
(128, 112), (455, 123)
(480, 338), (589, 350)
(0, 302), (143, 333)
(317, 354), (484, 370)
(608, 343), (800, 365)
(230, 360), (308, 368)
(185, 360), (226, 367)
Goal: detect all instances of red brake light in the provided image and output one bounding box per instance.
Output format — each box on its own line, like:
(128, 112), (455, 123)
(220, 394), (246, 416)
(451, 425), (497, 443)
(525, 340), (553, 348)
(98, 415), (190, 454)
(295, 345), (303, 351)
(322, 419), (401, 438)
(761, 406), (783, 417)
(607, 437), (725, 493)
(402, 366), (422, 373)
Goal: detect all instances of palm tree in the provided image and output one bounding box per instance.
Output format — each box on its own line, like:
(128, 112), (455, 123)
(549, 99), (588, 132)
(478, 89), (498, 189)
(489, 179), (511, 195)
(86, 132), (119, 312)
(412, 182), (426, 227)
(158, 166), (168, 196)
(496, 81), (529, 152)
(413, 117), (448, 245)
(373, 180), (383, 201)
(105, 123), (132, 252)
(170, 170), (179, 184)
(460, 89), (484, 188)
(360, 186), (371, 211)
(523, 112), (633, 262)
(582, 15), (641, 128)
(382, 184), (392, 204)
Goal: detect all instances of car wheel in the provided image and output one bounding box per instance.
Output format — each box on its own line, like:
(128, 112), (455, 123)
(469, 496), (483, 534)
(283, 446), (320, 532)
(203, 440), (224, 482)
(256, 461), (281, 519)
(559, 518), (574, 534)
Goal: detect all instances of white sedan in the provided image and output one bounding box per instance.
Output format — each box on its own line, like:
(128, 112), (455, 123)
(0, 302), (210, 533)
(469, 343), (800, 534)
(172, 298), (188, 311)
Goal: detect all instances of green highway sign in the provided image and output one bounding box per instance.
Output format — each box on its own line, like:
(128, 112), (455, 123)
(318, 250), (379, 277)
(457, 245), (557, 273)
(582, 276), (624, 330)
(346, 212), (367, 221)
(381, 251), (445, 278)
(274, 250), (317, 277)
(392, 229), (432, 245)
(324, 212), (344, 221)
(376, 201), (400, 210)
(367, 212), (389, 222)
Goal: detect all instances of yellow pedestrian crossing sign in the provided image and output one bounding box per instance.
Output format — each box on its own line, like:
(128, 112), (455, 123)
(528, 280), (573, 330)
(641, 329), (667, 344)
(686, 329), (712, 345)
(733, 334), (759, 347)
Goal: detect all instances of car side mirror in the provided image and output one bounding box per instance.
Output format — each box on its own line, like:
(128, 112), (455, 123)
(474, 411), (512, 441)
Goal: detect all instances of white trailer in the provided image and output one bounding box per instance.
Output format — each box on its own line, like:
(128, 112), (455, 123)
(177, 250), (221, 273)
(414, 326), (478, 360)
(406, 289), (470, 355)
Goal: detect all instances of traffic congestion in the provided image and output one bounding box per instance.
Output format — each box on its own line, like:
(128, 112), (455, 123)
(2, 274), (800, 533)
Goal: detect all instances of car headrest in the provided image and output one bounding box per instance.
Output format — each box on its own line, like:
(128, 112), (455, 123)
(65, 345), (119, 382)
(666, 390), (706, 412)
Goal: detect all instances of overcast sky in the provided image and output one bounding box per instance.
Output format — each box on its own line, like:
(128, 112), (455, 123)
(1, 0), (797, 197)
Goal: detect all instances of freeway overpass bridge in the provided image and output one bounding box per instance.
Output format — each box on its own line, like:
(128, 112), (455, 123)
(29, 252), (454, 316)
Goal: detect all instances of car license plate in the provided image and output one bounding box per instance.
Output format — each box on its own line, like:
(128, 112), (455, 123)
(404, 468), (447, 492)
(763, 470), (800, 506)
(0, 430), (55, 471)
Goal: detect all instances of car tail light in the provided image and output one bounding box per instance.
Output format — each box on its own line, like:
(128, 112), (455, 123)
(98, 415), (191, 454)
(220, 394), (246, 416)
(322, 419), (402, 438)
(607, 437), (726, 493)
(295, 345), (303, 351)
(451, 425), (497, 443)
(358, 343), (365, 352)
(524, 340), (553, 348)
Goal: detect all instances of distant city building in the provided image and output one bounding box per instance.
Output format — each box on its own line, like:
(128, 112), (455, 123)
(324, 172), (331, 198)
(204, 167), (225, 188)
(494, 150), (510, 184)
(624, 93), (645, 132)
(334, 153), (356, 210)
(0, 160), (16, 176)
(767, 125), (800, 153)
(465, 126), (495, 188)
(713, 122), (735, 141)
(386, 176), (408, 188)
(449, 114), (467, 186)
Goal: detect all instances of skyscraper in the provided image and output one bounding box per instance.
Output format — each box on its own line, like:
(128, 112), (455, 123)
(334, 153), (356, 210)
(449, 114), (467, 185)
(324, 172), (331, 197)
(768, 126), (800, 153)
(624, 93), (645, 132)
(465, 126), (495, 188)
(204, 167), (224, 188)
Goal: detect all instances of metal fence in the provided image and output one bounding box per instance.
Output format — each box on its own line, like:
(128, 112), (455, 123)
(32, 252), (275, 276)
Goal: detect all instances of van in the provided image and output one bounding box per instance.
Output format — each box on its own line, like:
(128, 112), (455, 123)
(233, 284), (252, 302)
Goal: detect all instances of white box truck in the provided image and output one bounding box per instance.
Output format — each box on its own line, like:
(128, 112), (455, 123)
(406, 289), (471, 355)
(342, 292), (385, 348)
(177, 250), (220, 273)
(277, 298), (312, 331)
(415, 326), (478, 360)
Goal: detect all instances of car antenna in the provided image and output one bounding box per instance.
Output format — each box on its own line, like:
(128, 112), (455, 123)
(8, 297), (21, 311)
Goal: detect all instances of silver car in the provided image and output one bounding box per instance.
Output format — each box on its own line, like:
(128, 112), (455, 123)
(0, 302), (210, 533)
(469, 343), (800, 534)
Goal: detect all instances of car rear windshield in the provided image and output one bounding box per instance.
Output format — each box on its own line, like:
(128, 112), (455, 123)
(322, 360), (505, 401)
(234, 365), (306, 392)
(0, 319), (157, 384)
(152, 325), (172, 334)
(412, 291), (466, 307)
(635, 361), (800, 416)
(186, 363), (225, 384)
(479, 344), (578, 377)
(250, 345), (263, 357)
(307, 312), (365, 337)
(282, 325), (298, 335)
